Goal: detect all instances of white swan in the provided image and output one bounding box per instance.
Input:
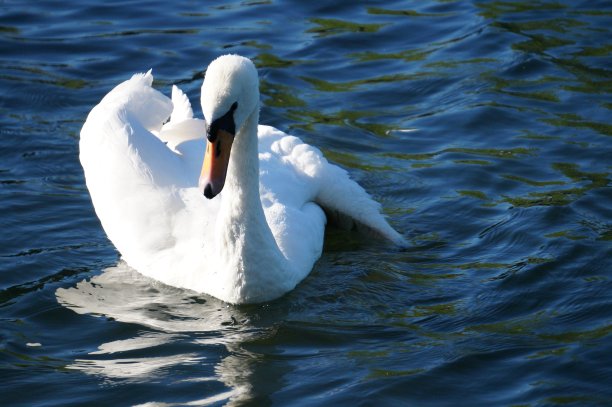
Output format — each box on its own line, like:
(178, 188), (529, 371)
(80, 54), (406, 304)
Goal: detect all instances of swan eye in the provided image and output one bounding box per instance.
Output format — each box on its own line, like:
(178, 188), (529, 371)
(207, 102), (238, 142)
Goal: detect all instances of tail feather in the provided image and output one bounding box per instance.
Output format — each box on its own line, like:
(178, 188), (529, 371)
(316, 163), (408, 247)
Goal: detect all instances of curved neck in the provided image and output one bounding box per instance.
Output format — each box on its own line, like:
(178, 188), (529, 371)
(223, 107), (261, 213)
(213, 106), (290, 303)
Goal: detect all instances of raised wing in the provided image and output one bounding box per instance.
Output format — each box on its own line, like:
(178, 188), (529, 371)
(80, 71), (203, 269)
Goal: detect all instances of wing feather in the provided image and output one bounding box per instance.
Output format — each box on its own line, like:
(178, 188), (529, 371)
(259, 125), (407, 247)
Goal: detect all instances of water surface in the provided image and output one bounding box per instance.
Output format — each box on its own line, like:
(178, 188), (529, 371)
(1, 0), (611, 405)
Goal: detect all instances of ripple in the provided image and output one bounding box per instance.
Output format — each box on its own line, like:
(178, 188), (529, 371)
(306, 18), (387, 38)
(1, 0), (612, 405)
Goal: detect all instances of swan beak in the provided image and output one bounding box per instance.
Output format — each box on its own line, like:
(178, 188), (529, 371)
(199, 129), (234, 199)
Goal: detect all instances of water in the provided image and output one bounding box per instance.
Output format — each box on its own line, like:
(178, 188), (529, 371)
(1, 0), (611, 405)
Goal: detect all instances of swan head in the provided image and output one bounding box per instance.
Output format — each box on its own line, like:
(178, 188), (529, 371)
(199, 55), (259, 199)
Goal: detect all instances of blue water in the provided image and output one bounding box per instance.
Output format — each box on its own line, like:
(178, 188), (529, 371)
(1, 0), (611, 405)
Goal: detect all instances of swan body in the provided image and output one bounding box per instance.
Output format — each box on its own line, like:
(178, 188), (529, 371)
(80, 55), (406, 304)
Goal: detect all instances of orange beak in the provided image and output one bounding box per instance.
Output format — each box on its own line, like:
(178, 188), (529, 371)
(199, 129), (234, 199)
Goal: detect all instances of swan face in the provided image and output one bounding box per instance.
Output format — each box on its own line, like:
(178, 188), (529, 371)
(199, 55), (259, 199)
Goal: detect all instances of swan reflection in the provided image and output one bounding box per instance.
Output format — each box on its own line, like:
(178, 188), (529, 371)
(56, 262), (273, 405)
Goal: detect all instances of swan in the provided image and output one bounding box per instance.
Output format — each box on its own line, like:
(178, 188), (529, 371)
(80, 54), (406, 304)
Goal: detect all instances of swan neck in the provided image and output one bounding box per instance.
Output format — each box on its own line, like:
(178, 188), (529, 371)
(225, 107), (260, 205)
(213, 106), (291, 303)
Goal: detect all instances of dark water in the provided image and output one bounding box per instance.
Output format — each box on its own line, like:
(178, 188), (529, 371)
(1, 0), (611, 405)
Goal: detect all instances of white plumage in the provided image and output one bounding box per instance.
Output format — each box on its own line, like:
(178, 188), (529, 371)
(80, 54), (406, 304)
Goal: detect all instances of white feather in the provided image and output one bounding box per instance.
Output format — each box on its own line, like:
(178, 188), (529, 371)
(80, 55), (406, 304)
(170, 84), (194, 122)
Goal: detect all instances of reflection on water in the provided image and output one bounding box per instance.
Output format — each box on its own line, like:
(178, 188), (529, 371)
(1, 0), (612, 404)
(56, 263), (266, 405)
(57, 263), (235, 332)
